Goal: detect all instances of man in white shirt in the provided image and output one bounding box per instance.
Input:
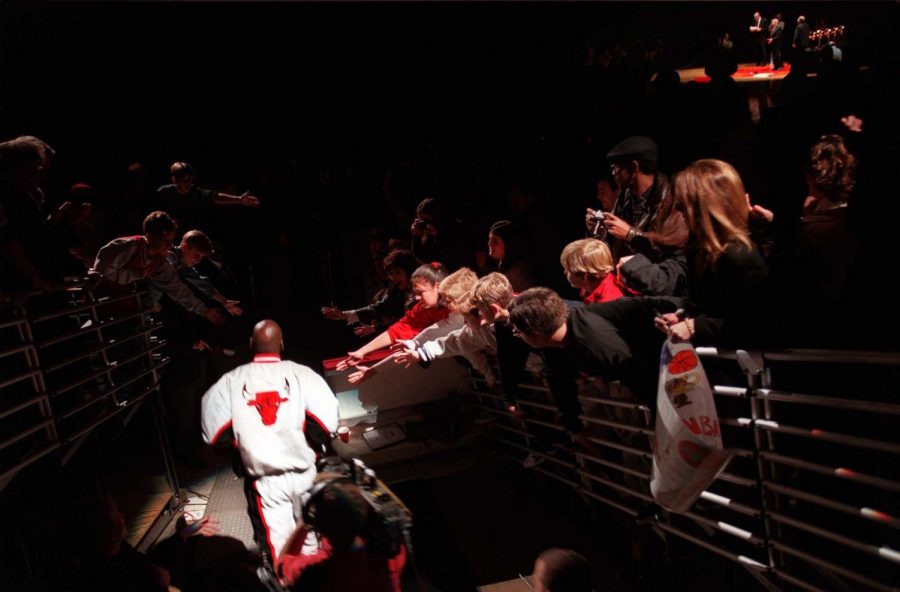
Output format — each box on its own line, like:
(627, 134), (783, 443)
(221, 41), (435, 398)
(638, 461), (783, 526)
(201, 320), (339, 562)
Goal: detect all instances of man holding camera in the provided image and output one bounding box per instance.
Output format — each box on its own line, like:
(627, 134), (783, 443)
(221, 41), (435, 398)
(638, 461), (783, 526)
(586, 136), (688, 296)
(277, 475), (407, 591)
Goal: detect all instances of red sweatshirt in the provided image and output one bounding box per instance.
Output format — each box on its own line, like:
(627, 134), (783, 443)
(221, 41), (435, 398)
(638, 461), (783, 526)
(386, 302), (450, 342)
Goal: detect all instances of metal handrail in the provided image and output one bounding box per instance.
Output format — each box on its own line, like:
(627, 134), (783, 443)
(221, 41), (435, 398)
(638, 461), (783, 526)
(759, 451), (900, 493)
(477, 343), (900, 591)
(29, 290), (146, 323)
(755, 388), (900, 415)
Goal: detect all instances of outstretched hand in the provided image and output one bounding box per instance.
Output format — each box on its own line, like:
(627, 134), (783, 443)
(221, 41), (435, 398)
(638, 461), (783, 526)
(239, 192), (260, 207)
(348, 365), (375, 385)
(336, 352), (363, 372)
(393, 348), (420, 368)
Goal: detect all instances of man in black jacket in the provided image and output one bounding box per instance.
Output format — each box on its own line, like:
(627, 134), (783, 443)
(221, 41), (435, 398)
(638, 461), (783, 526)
(595, 136), (688, 296)
(749, 11), (769, 66)
(508, 289), (663, 446)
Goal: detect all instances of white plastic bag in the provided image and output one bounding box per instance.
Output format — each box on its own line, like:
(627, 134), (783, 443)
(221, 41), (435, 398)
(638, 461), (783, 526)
(650, 338), (733, 513)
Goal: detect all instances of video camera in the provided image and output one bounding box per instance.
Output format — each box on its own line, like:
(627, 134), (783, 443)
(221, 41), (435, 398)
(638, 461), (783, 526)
(305, 457), (413, 556)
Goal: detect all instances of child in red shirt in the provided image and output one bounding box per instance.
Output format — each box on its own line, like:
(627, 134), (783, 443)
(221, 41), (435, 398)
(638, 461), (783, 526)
(336, 263), (449, 371)
(560, 238), (630, 304)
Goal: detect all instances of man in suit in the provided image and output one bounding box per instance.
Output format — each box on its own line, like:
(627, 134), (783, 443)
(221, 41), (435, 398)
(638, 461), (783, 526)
(749, 11), (769, 66)
(767, 14), (785, 70)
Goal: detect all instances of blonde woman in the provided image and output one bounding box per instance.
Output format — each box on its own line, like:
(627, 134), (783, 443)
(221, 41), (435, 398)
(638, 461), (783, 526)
(654, 159), (769, 346)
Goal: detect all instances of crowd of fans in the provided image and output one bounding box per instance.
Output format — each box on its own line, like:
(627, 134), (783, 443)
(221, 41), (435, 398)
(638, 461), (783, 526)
(0, 10), (896, 589)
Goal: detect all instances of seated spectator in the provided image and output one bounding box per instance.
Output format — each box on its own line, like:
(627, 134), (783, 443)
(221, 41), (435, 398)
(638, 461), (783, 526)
(277, 476), (406, 592)
(321, 249), (419, 337)
(560, 238), (628, 303)
(533, 548), (592, 592)
(90, 211), (225, 325)
(148, 229), (243, 316)
(155, 161), (259, 234)
(59, 495), (220, 592)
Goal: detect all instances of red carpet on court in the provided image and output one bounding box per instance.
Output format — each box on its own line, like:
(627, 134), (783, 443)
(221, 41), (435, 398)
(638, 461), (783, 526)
(693, 63), (791, 84)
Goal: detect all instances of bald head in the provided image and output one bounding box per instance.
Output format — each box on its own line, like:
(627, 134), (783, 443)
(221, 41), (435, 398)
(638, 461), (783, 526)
(251, 320), (283, 354)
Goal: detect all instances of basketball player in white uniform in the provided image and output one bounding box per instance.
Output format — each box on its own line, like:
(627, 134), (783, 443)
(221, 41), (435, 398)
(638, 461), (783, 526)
(201, 320), (339, 561)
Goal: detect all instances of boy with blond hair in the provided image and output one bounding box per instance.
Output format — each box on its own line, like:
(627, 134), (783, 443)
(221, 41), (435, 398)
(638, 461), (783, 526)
(560, 238), (627, 304)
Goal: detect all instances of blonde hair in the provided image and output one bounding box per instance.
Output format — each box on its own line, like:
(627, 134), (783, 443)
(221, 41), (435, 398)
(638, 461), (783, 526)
(471, 272), (514, 308)
(674, 159), (752, 269)
(438, 267), (478, 309)
(560, 238), (614, 278)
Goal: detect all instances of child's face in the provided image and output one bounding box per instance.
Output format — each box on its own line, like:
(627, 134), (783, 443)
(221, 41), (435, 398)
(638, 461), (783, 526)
(413, 279), (440, 308)
(463, 308), (482, 330)
(181, 243), (206, 267)
(487, 233), (505, 261)
(565, 269), (587, 290)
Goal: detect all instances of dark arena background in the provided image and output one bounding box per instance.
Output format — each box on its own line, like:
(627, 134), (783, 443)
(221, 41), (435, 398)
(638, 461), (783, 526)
(1, 1), (899, 591)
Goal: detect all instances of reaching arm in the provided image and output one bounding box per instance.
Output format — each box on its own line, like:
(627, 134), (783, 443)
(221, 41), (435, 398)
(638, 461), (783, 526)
(212, 191), (259, 207)
(336, 330), (393, 371)
(149, 260), (211, 317)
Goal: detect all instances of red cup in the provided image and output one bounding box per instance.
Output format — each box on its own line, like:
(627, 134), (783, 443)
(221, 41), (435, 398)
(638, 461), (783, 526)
(337, 426), (350, 443)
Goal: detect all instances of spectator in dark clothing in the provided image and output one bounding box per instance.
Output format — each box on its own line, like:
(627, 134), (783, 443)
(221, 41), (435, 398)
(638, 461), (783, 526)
(148, 229), (243, 317)
(590, 136), (688, 296)
(322, 248), (419, 336)
(767, 15), (785, 70)
(652, 159), (772, 348)
(509, 288), (655, 436)
(277, 477), (406, 592)
(58, 495), (220, 592)
(488, 220), (537, 293)
(0, 135), (78, 288)
(410, 197), (469, 271)
(90, 211), (226, 326)
(763, 135), (859, 347)
(155, 161), (260, 235)
(533, 548), (592, 592)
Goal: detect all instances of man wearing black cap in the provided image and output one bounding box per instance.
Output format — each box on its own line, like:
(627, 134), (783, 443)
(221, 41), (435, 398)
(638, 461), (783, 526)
(593, 136), (688, 296)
